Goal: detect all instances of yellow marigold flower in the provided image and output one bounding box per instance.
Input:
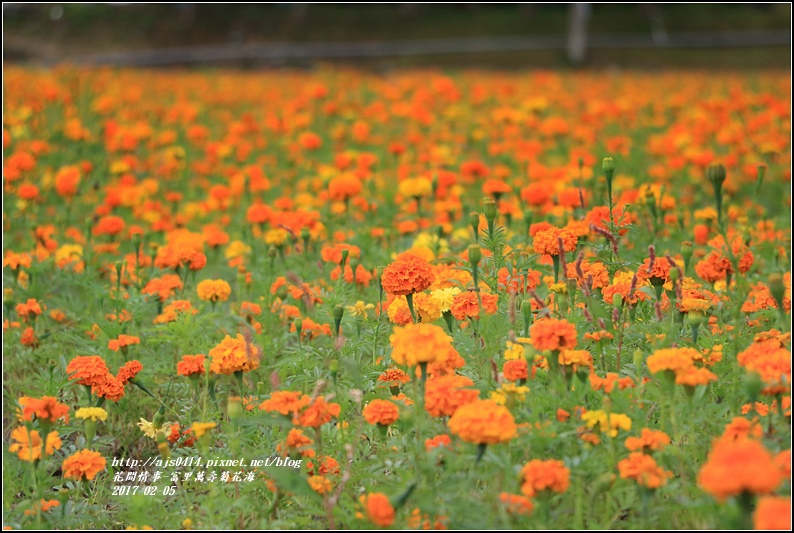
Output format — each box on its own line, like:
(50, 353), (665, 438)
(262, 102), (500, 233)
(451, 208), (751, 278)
(347, 301), (374, 318)
(196, 279), (232, 303)
(191, 422), (217, 439)
(504, 341), (526, 361)
(224, 240), (251, 260)
(389, 323), (453, 367)
(582, 410), (632, 438)
(413, 232), (449, 255)
(386, 296), (412, 325)
(75, 407), (108, 422)
(430, 287), (461, 313)
(55, 244), (83, 270)
(490, 383), (530, 406)
(398, 177), (432, 198)
(137, 418), (163, 439)
(414, 292), (442, 322)
(264, 228), (289, 247)
(558, 349), (593, 371)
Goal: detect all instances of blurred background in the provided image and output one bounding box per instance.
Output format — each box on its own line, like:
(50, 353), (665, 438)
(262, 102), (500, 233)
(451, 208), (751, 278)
(3, 3), (791, 69)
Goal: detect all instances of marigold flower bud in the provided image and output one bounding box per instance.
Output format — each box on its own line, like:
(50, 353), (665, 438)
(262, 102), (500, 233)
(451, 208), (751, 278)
(276, 285), (288, 301)
(469, 212), (480, 231)
(483, 198), (497, 223)
(612, 293), (623, 308)
(468, 245), (481, 268)
(333, 304), (344, 337)
(602, 157), (615, 178)
(521, 299), (533, 325)
(227, 396), (243, 420)
(706, 163), (726, 186)
(768, 273), (785, 311)
(743, 371), (764, 404)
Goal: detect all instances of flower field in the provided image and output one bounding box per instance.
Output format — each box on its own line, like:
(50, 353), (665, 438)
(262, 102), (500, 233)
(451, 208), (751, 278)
(2, 66), (791, 529)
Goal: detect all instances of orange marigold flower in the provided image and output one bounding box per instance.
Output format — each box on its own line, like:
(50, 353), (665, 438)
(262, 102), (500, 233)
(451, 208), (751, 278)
(154, 299), (198, 324)
(425, 434), (452, 451)
(637, 257), (672, 284)
(177, 354), (206, 377)
(246, 203), (273, 225)
(359, 493), (395, 528)
(503, 359), (529, 382)
(16, 298), (44, 321)
(328, 174), (363, 202)
(307, 455), (340, 476)
(530, 318), (578, 352)
(558, 349), (593, 372)
(116, 360), (143, 385)
(142, 274), (183, 302)
(625, 428), (671, 453)
(674, 366), (717, 387)
(21, 396), (69, 424)
(775, 449), (791, 479)
(720, 417), (763, 442)
(93, 215), (125, 237)
(24, 499), (60, 516)
(196, 279), (232, 303)
(20, 326), (38, 348)
(377, 368), (411, 389)
(695, 251), (733, 284)
(753, 496), (791, 530)
(646, 348), (699, 375)
(618, 452), (673, 489)
(589, 372), (635, 394)
(277, 428), (314, 458)
(448, 399), (517, 445)
(585, 330), (614, 342)
(92, 374), (125, 402)
(62, 449), (106, 481)
(307, 475), (333, 494)
(9, 426), (61, 462)
(260, 391), (312, 416)
(321, 243), (362, 264)
(363, 399), (400, 426)
(424, 345), (466, 379)
(66, 355), (110, 387)
(697, 437), (782, 502)
(380, 257), (434, 296)
(389, 323), (453, 368)
(294, 396), (341, 428)
(499, 493), (534, 516)
(737, 340), (791, 396)
(55, 165), (81, 197)
(208, 334), (261, 375)
(520, 459), (570, 497)
(532, 227), (577, 256)
(239, 301), (262, 317)
(108, 334), (140, 352)
(425, 375), (480, 418)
